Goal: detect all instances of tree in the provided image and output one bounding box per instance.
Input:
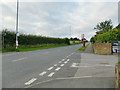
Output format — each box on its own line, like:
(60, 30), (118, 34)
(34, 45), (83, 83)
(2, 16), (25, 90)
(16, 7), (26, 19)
(73, 37), (79, 41)
(65, 38), (70, 45)
(90, 37), (94, 43)
(115, 24), (120, 41)
(70, 37), (73, 41)
(81, 38), (87, 41)
(94, 19), (113, 34)
(70, 37), (80, 41)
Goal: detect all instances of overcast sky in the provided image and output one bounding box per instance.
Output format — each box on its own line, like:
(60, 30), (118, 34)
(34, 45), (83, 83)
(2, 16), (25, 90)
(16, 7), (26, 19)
(0, 0), (119, 40)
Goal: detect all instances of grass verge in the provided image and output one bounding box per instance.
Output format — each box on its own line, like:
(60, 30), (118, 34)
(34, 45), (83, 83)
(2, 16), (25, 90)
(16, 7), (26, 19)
(17, 44), (69, 52)
(2, 43), (83, 53)
(78, 43), (90, 51)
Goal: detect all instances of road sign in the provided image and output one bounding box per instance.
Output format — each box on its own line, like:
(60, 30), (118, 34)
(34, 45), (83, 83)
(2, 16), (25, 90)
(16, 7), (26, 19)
(81, 34), (84, 39)
(112, 41), (120, 53)
(16, 40), (19, 47)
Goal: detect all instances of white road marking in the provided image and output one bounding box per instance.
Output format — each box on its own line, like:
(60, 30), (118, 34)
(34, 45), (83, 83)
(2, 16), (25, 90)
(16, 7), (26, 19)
(59, 61), (62, 63)
(39, 71), (47, 76)
(25, 78), (37, 85)
(60, 64), (64, 67)
(64, 61), (68, 64)
(95, 64), (113, 67)
(55, 67), (61, 71)
(79, 66), (90, 67)
(72, 52), (74, 54)
(71, 63), (114, 68)
(64, 52), (74, 59)
(57, 76), (92, 80)
(67, 59), (70, 62)
(62, 59), (65, 61)
(12, 57), (26, 62)
(71, 63), (80, 67)
(48, 67), (54, 70)
(48, 72), (55, 77)
(66, 56), (69, 58)
(54, 64), (57, 66)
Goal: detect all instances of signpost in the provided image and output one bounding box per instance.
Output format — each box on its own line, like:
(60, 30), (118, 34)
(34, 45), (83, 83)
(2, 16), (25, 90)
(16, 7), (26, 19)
(82, 34), (85, 51)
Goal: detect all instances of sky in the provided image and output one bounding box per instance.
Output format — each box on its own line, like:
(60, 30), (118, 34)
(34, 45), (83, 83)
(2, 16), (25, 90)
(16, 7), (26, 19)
(0, 0), (119, 40)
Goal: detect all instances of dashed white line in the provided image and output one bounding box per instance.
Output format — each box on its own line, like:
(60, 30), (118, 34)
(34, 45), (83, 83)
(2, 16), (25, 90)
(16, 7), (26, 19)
(54, 64), (57, 66)
(59, 61), (62, 63)
(47, 67), (54, 70)
(64, 61), (68, 64)
(48, 72), (55, 77)
(39, 71), (47, 76)
(60, 64), (64, 67)
(67, 59), (70, 62)
(12, 57), (26, 62)
(25, 78), (37, 85)
(71, 63), (80, 67)
(62, 59), (65, 61)
(55, 67), (61, 71)
(66, 56), (69, 58)
(72, 52), (74, 54)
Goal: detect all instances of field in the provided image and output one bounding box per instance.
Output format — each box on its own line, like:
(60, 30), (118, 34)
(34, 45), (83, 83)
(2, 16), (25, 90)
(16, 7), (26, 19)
(70, 41), (82, 44)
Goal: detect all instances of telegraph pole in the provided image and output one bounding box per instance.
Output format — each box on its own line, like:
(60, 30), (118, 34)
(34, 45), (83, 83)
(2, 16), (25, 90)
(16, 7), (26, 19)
(16, 0), (19, 49)
(70, 25), (71, 38)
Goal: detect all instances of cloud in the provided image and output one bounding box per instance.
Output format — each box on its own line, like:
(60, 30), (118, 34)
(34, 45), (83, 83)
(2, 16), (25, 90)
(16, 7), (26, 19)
(0, 1), (118, 40)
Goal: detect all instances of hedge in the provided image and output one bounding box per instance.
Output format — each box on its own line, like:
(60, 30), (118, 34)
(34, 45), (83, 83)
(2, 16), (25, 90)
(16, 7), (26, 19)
(95, 29), (118, 43)
(2, 30), (70, 48)
(90, 28), (119, 43)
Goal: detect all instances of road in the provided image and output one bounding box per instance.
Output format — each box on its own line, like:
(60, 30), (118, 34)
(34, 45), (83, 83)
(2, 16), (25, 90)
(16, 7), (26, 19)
(2, 44), (84, 88)
(2, 42), (118, 88)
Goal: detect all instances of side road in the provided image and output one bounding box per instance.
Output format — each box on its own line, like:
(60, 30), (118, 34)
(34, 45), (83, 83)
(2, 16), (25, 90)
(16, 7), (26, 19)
(29, 44), (118, 88)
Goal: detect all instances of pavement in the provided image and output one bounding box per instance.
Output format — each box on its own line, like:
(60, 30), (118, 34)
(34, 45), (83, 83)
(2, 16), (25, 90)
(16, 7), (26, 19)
(2, 43), (118, 88)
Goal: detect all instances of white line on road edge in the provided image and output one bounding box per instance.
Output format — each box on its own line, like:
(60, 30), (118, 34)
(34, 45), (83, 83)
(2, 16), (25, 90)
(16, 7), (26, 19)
(55, 67), (61, 71)
(60, 64), (64, 67)
(48, 72), (55, 77)
(39, 71), (47, 76)
(12, 57), (26, 62)
(47, 67), (54, 70)
(54, 64), (57, 66)
(25, 78), (37, 85)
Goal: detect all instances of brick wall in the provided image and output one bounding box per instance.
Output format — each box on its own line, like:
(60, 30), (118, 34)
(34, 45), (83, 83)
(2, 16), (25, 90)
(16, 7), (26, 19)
(93, 43), (112, 55)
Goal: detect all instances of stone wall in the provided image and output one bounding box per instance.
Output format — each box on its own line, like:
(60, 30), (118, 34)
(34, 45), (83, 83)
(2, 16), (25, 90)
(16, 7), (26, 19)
(93, 43), (112, 55)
